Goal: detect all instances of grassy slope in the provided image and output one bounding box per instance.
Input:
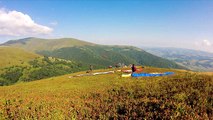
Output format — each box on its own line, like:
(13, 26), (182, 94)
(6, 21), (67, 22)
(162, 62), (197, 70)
(0, 67), (212, 119)
(0, 67), (176, 103)
(0, 46), (40, 68)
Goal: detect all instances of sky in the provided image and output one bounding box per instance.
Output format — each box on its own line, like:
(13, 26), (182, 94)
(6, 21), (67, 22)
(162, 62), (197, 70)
(0, 0), (213, 52)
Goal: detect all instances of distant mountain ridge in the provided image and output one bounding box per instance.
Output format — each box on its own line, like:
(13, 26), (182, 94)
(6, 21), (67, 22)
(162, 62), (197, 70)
(1, 37), (186, 70)
(143, 47), (213, 71)
(2, 37), (94, 52)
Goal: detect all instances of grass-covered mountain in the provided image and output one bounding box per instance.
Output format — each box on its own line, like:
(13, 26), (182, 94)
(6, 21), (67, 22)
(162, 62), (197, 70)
(143, 47), (213, 71)
(1, 37), (186, 70)
(0, 46), (40, 68)
(2, 37), (94, 52)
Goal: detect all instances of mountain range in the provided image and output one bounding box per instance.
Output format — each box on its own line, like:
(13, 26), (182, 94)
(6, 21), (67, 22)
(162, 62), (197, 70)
(1, 37), (186, 70)
(143, 47), (213, 71)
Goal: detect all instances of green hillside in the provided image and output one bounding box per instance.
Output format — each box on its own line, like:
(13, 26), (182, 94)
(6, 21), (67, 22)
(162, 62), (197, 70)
(39, 45), (186, 69)
(0, 46), (40, 68)
(39, 46), (134, 68)
(0, 47), (84, 85)
(0, 67), (212, 119)
(111, 46), (185, 69)
(1, 38), (186, 70)
(0, 56), (83, 86)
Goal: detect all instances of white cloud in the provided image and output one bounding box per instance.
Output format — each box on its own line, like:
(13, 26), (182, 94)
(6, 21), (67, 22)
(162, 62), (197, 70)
(194, 40), (213, 53)
(50, 21), (58, 26)
(0, 9), (53, 36)
(202, 39), (212, 47)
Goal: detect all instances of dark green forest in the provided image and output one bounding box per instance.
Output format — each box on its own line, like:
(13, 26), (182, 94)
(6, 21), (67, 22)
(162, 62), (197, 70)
(0, 57), (83, 86)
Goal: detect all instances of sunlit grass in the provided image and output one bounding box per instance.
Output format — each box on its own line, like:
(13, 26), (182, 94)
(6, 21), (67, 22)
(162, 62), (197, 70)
(0, 67), (212, 119)
(0, 46), (40, 69)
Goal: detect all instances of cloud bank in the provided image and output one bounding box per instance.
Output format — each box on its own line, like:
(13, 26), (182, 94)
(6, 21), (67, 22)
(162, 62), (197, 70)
(202, 40), (212, 47)
(195, 40), (213, 53)
(0, 9), (53, 36)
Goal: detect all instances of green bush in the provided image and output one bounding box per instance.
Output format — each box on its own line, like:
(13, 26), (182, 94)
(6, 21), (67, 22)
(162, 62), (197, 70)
(1, 66), (23, 85)
(0, 77), (9, 86)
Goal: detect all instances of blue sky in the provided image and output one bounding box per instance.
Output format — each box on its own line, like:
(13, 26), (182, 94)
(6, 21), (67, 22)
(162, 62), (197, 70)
(0, 0), (213, 52)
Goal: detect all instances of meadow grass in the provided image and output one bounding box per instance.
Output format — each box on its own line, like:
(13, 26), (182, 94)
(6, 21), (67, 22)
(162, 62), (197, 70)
(0, 47), (40, 69)
(0, 67), (212, 119)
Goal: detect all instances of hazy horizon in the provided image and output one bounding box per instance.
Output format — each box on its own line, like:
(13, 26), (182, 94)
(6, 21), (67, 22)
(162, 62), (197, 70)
(0, 0), (213, 53)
